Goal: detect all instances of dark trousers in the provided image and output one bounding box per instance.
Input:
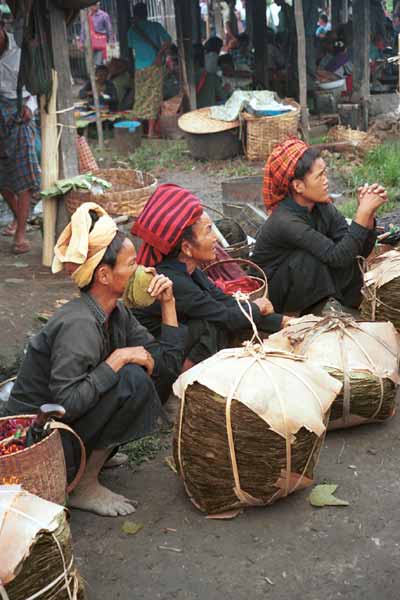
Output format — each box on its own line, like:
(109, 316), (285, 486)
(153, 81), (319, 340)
(268, 250), (364, 315)
(63, 364), (164, 481)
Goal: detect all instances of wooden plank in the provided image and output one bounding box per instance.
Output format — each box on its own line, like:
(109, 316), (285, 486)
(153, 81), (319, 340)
(41, 70), (59, 267)
(352, 0), (370, 130)
(117, 0), (131, 60)
(294, 0), (310, 141)
(49, 6), (79, 236)
(249, 0), (268, 88)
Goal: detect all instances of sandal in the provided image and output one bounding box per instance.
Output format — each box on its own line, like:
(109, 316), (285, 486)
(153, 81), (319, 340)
(13, 240), (31, 255)
(2, 223), (17, 237)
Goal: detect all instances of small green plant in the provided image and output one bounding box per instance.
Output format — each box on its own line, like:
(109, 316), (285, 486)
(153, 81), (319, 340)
(125, 433), (170, 467)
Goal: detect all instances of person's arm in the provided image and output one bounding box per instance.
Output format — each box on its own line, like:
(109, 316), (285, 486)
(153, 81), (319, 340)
(48, 318), (119, 422)
(103, 12), (113, 42)
(174, 270), (282, 333)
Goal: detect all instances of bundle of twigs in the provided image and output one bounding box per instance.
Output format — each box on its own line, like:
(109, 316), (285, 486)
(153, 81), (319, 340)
(173, 382), (328, 515)
(5, 512), (86, 600)
(269, 314), (400, 430)
(360, 250), (400, 329)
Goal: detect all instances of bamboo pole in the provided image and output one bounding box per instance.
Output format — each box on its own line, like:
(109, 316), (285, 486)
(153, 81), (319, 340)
(41, 70), (59, 267)
(294, 0), (310, 143)
(82, 9), (104, 150)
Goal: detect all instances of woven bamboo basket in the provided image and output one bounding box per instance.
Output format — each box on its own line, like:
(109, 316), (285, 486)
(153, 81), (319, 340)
(243, 98), (300, 161)
(360, 250), (400, 329)
(172, 347), (341, 515)
(65, 168), (157, 217)
(0, 415), (86, 505)
(202, 204), (254, 259)
(203, 257), (268, 301)
(269, 315), (400, 430)
(326, 125), (380, 154)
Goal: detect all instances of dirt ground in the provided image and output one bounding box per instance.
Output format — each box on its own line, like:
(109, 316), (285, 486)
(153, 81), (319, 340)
(1, 168), (400, 600)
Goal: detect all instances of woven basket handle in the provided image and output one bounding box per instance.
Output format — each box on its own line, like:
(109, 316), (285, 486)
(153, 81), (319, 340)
(203, 257), (268, 299)
(48, 421), (87, 494)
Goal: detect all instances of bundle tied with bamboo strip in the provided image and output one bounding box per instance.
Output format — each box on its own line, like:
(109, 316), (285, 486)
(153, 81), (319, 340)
(1, 486), (86, 599)
(360, 249), (400, 329)
(172, 314), (342, 515)
(269, 314), (400, 430)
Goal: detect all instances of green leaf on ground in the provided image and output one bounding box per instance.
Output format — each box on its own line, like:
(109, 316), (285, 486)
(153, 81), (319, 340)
(309, 484), (349, 508)
(121, 521), (143, 535)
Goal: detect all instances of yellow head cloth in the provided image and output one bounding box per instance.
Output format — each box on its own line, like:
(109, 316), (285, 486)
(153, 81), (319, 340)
(52, 202), (118, 288)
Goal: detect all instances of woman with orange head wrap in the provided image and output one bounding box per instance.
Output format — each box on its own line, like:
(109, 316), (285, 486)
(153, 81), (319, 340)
(253, 137), (387, 315)
(6, 203), (185, 517)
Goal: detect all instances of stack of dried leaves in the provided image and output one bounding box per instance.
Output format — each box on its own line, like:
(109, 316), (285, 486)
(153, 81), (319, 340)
(360, 250), (400, 329)
(5, 513), (86, 600)
(173, 382), (328, 515)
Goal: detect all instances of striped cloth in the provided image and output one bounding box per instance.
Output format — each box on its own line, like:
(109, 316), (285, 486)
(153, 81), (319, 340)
(0, 97), (41, 195)
(263, 137), (308, 213)
(132, 184), (203, 266)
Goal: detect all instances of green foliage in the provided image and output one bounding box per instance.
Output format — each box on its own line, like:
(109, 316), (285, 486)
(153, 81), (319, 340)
(336, 142), (400, 219)
(125, 433), (170, 467)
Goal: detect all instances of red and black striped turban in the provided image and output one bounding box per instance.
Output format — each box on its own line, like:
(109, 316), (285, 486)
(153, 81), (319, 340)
(263, 137), (309, 213)
(132, 184), (203, 266)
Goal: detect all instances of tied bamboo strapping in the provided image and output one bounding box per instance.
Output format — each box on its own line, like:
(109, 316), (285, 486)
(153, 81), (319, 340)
(1, 488), (86, 600)
(269, 314), (400, 430)
(172, 295), (342, 515)
(360, 250), (400, 329)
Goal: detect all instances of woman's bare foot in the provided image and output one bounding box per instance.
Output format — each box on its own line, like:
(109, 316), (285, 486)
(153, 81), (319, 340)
(13, 239), (31, 254)
(68, 480), (137, 517)
(2, 221), (17, 237)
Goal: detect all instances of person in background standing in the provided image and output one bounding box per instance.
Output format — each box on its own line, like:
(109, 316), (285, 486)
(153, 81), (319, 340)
(86, 2), (113, 66)
(0, 18), (40, 254)
(128, 2), (171, 138)
(315, 13), (331, 39)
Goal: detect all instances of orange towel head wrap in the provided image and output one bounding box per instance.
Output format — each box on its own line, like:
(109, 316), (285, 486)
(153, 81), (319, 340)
(263, 138), (309, 213)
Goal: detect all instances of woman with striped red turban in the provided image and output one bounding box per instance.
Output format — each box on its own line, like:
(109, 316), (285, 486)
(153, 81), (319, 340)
(132, 184), (286, 369)
(253, 138), (387, 316)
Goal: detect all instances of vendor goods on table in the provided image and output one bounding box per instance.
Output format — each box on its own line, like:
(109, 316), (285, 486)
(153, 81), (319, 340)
(172, 342), (342, 515)
(65, 168), (157, 217)
(123, 265), (155, 309)
(0, 486), (86, 599)
(269, 314), (400, 430)
(360, 249), (400, 329)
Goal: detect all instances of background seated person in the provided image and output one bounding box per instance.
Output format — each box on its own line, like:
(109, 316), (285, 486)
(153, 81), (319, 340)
(204, 36), (223, 74)
(131, 184), (288, 371)
(6, 203), (185, 517)
(193, 44), (228, 108)
(252, 139), (387, 316)
(231, 33), (254, 76)
(79, 64), (118, 112)
(317, 38), (352, 81)
(163, 44), (181, 100)
(107, 58), (134, 110)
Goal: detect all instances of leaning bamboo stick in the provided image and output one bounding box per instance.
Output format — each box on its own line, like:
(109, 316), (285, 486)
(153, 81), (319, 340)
(41, 69), (59, 267)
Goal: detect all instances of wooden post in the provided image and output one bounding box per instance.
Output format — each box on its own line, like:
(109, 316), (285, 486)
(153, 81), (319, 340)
(82, 9), (104, 150)
(48, 6), (79, 237)
(249, 0), (268, 88)
(294, 0), (309, 141)
(192, 0), (202, 44)
(117, 0), (131, 60)
(174, 0), (197, 110)
(41, 71), (59, 267)
(352, 0), (370, 130)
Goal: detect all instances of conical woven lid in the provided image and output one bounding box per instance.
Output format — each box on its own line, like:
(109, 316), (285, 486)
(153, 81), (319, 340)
(178, 107), (240, 134)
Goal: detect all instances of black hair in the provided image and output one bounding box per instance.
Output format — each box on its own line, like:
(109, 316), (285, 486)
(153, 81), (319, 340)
(292, 147), (321, 181)
(80, 210), (127, 292)
(167, 224), (196, 259)
(95, 64), (108, 73)
(319, 13), (328, 24)
(204, 36), (223, 53)
(133, 2), (147, 19)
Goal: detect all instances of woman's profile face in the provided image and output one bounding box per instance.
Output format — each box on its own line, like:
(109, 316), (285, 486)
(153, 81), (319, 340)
(187, 213), (218, 263)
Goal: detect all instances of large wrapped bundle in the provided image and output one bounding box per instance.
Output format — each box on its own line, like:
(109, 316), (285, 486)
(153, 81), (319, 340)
(1, 486), (86, 599)
(270, 315), (400, 430)
(361, 250), (400, 328)
(173, 346), (342, 516)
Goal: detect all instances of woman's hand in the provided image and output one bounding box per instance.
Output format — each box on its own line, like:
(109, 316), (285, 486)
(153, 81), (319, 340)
(144, 268), (175, 305)
(106, 346), (154, 375)
(253, 297), (275, 316)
